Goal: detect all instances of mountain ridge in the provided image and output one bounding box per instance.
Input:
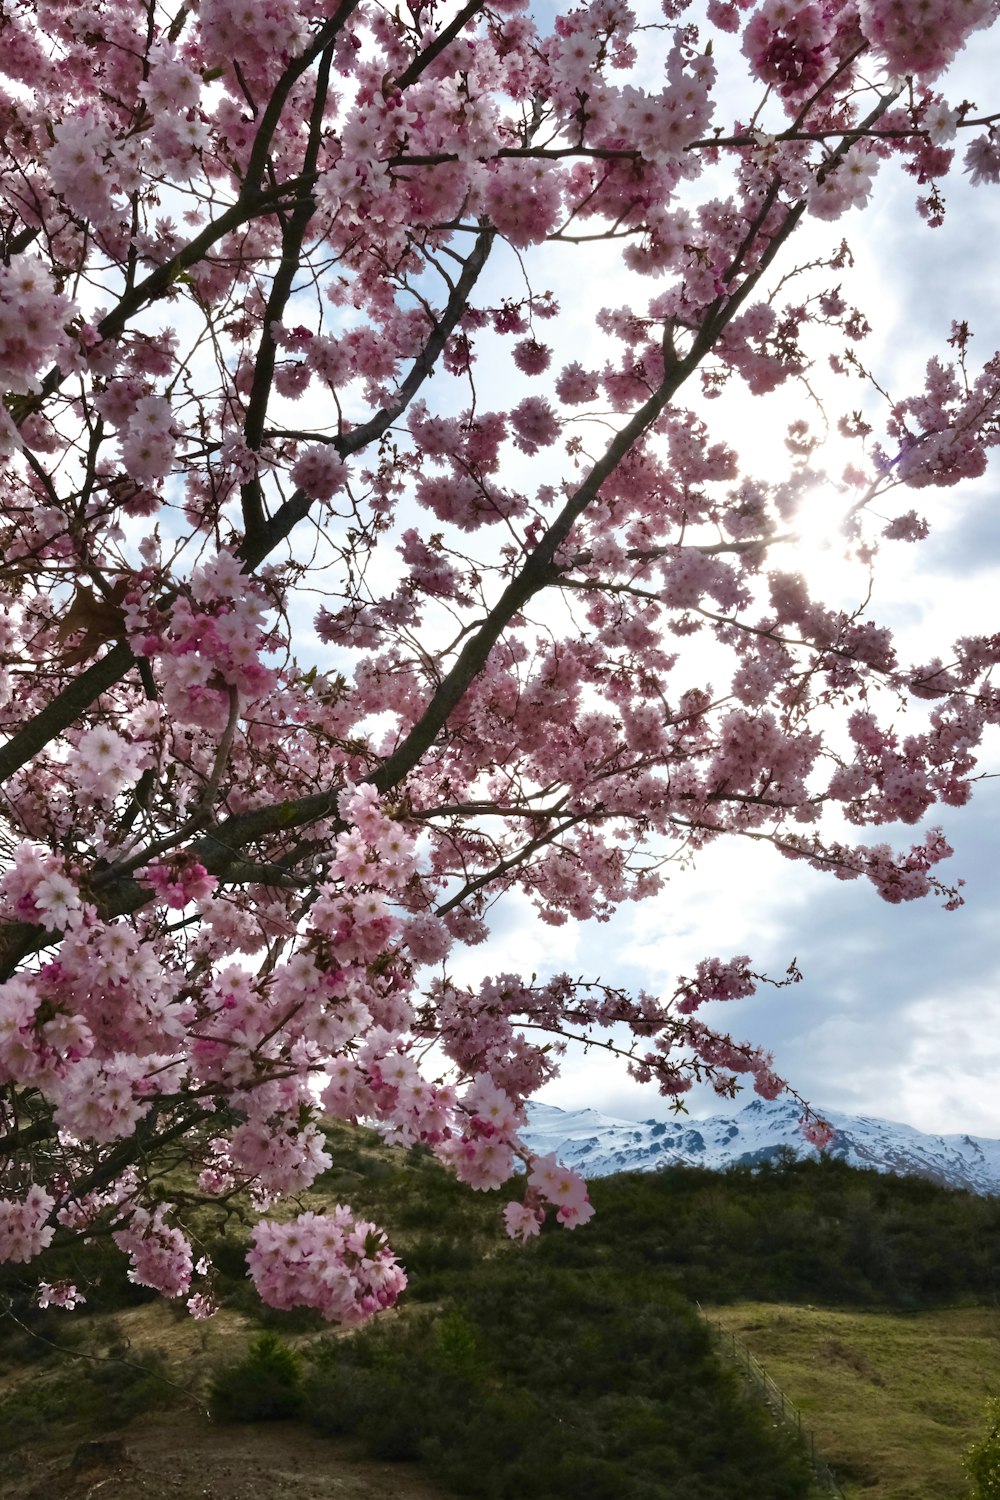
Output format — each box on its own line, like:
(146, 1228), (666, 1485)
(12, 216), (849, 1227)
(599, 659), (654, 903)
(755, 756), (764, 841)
(521, 1096), (1000, 1194)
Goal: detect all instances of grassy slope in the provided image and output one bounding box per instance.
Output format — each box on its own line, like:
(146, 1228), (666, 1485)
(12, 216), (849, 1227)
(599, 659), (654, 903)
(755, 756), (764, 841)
(5, 1134), (1000, 1500)
(708, 1302), (1000, 1500)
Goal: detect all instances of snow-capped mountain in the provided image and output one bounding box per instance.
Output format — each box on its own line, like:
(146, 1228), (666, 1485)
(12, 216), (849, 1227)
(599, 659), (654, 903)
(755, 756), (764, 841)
(521, 1097), (1000, 1195)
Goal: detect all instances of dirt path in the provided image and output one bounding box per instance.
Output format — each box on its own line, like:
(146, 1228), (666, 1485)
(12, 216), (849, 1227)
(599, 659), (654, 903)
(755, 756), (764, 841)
(0, 1415), (452, 1500)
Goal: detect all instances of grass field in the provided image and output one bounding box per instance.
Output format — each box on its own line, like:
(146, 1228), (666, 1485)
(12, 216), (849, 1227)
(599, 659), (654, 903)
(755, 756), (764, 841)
(707, 1303), (1000, 1500)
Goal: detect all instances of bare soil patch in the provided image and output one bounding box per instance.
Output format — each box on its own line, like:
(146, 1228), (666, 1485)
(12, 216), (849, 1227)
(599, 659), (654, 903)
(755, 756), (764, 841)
(0, 1413), (451, 1500)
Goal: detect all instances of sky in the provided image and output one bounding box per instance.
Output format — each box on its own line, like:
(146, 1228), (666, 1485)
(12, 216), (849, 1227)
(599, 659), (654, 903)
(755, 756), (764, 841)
(451, 30), (1000, 1140)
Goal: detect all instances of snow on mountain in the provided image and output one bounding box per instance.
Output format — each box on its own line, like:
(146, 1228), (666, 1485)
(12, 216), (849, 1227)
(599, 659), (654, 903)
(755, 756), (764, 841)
(521, 1097), (1000, 1195)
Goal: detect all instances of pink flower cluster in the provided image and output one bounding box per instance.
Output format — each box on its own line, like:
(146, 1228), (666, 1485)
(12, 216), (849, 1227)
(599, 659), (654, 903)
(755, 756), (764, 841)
(858, 0), (996, 77)
(799, 1115), (836, 1150)
(0, 845), (87, 934)
(743, 2), (835, 99)
(662, 1021), (786, 1102)
(57, 1171), (140, 1233)
(228, 1116), (333, 1198)
(128, 551), (277, 731)
(0, 259), (74, 452)
(187, 1290), (219, 1320)
(37, 1280), (86, 1309)
(140, 858), (218, 909)
(0, 1186), (54, 1263)
(809, 146), (878, 221)
(116, 394), (177, 488)
(112, 1205), (194, 1299)
(965, 131), (1000, 184)
(675, 957), (756, 1015)
(884, 353), (1000, 488)
(247, 1208), (407, 1324)
(527, 1154), (595, 1229)
(66, 726), (148, 809)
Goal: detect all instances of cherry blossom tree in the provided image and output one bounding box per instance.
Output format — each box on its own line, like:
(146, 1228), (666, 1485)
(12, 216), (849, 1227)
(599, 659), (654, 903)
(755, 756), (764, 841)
(0, 0), (999, 1319)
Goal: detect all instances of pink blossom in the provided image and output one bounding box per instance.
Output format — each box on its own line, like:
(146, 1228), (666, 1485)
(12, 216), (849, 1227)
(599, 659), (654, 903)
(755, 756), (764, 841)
(247, 1209), (406, 1324)
(809, 146), (878, 220)
(509, 397), (560, 454)
(527, 1154), (593, 1227)
(0, 0), (997, 1328)
(113, 1205), (193, 1298)
(485, 160), (563, 247)
(0, 259), (75, 403)
(291, 446), (350, 500)
(0, 1186), (55, 1264)
(859, 0), (995, 78)
(186, 1291), (218, 1319)
(141, 859), (218, 909)
(883, 510), (929, 541)
(965, 133), (1000, 185)
(37, 1280), (86, 1310)
(799, 1115), (835, 1150)
(512, 339), (552, 375)
(555, 362), (600, 404)
(503, 1200), (544, 1240)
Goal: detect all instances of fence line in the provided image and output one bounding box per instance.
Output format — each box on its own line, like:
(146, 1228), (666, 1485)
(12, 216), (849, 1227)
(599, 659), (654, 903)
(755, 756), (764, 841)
(695, 1304), (846, 1500)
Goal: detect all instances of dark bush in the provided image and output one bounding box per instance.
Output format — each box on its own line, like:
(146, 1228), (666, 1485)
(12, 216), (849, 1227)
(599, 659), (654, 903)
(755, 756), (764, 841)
(209, 1331), (303, 1422)
(0, 1344), (173, 1451)
(294, 1255), (813, 1499)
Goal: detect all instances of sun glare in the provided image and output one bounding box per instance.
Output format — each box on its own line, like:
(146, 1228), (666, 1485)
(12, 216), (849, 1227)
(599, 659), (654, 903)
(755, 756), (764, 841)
(783, 483), (871, 606)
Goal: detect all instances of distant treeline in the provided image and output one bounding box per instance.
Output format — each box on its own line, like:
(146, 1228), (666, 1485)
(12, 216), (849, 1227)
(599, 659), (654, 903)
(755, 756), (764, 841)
(5, 1131), (998, 1321)
(533, 1150), (1000, 1309)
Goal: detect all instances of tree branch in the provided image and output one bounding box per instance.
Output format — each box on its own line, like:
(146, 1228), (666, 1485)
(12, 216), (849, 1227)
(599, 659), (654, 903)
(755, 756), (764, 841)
(0, 644), (133, 787)
(239, 225), (495, 567)
(0, 229), (494, 791)
(393, 0), (486, 91)
(241, 40), (335, 546)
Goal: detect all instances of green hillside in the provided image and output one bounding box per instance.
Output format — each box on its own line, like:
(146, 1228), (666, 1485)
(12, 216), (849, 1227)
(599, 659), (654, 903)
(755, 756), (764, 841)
(1, 1129), (998, 1499)
(709, 1302), (1000, 1500)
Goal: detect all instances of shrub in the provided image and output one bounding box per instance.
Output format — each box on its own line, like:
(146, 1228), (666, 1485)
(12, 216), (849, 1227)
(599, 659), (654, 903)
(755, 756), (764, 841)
(294, 1258), (813, 1499)
(0, 1345), (173, 1452)
(209, 1332), (303, 1422)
